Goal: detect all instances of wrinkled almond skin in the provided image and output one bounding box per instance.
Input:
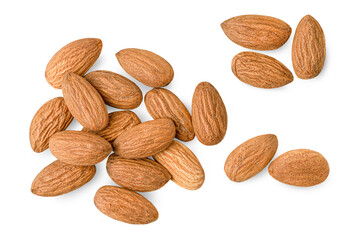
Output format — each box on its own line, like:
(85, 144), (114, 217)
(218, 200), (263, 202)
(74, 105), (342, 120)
(31, 160), (96, 197)
(62, 72), (108, 131)
(29, 97), (73, 153)
(116, 48), (174, 87)
(268, 149), (329, 187)
(224, 134), (278, 182)
(145, 88), (194, 142)
(107, 154), (171, 192)
(221, 15), (291, 50)
(192, 82), (227, 145)
(232, 52), (294, 89)
(82, 111), (141, 143)
(84, 70), (143, 109)
(45, 38), (102, 89)
(292, 15), (326, 79)
(94, 185), (158, 224)
(154, 141), (205, 190)
(113, 119), (175, 159)
(49, 130), (112, 166)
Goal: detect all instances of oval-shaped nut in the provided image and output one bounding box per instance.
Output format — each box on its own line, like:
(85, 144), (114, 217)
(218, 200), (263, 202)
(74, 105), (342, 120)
(232, 52), (294, 89)
(268, 149), (329, 187)
(116, 48), (174, 87)
(107, 154), (171, 192)
(145, 88), (194, 142)
(82, 111), (141, 143)
(153, 141), (205, 190)
(29, 97), (73, 153)
(192, 82), (227, 145)
(292, 15), (326, 79)
(84, 70), (143, 109)
(221, 15), (291, 50)
(94, 185), (158, 224)
(113, 119), (175, 159)
(49, 130), (112, 166)
(224, 134), (278, 182)
(31, 160), (96, 197)
(62, 72), (108, 131)
(45, 38), (102, 89)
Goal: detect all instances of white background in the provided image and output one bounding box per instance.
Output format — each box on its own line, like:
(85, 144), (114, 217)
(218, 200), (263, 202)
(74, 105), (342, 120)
(1, 0), (355, 239)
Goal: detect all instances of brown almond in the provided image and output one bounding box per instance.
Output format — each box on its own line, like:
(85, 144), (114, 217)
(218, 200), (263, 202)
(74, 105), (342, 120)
(232, 51), (294, 89)
(116, 48), (174, 87)
(224, 134), (278, 182)
(29, 97), (73, 153)
(145, 88), (194, 142)
(45, 38), (102, 89)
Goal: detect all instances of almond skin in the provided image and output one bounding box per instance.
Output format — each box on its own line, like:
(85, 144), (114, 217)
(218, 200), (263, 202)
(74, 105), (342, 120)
(221, 15), (291, 50)
(62, 72), (109, 131)
(29, 97), (73, 153)
(45, 38), (102, 89)
(292, 15), (326, 79)
(106, 154), (171, 192)
(84, 70), (143, 109)
(31, 160), (96, 197)
(145, 88), (194, 142)
(113, 119), (176, 159)
(192, 82), (227, 145)
(116, 48), (174, 87)
(232, 52), (294, 89)
(94, 185), (158, 224)
(224, 134), (278, 182)
(268, 149), (329, 187)
(153, 141), (205, 190)
(82, 111), (141, 143)
(49, 130), (112, 166)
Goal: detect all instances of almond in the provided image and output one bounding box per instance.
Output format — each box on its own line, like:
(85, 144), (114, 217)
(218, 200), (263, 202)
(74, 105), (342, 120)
(221, 15), (291, 50)
(153, 141), (205, 190)
(268, 149), (329, 187)
(29, 97), (73, 153)
(107, 154), (171, 192)
(84, 70), (143, 109)
(45, 38), (102, 89)
(292, 15), (326, 79)
(94, 185), (158, 224)
(232, 52), (294, 89)
(62, 72), (108, 131)
(31, 160), (96, 197)
(113, 119), (175, 159)
(49, 130), (112, 166)
(192, 82), (227, 145)
(145, 88), (194, 142)
(116, 48), (174, 87)
(224, 134), (278, 182)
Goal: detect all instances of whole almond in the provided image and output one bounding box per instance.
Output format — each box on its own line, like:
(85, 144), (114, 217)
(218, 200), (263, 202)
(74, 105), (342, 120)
(116, 48), (174, 87)
(232, 52), (294, 89)
(62, 72), (108, 131)
(82, 111), (141, 143)
(221, 15), (291, 50)
(107, 154), (171, 192)
(49, 130), (112, 166)
(192, 82), (227, 145)
(145, 88), (194, 142)
(31, 160), (96, 197)
(30, 97), (73, 153)
(292, 15), (326, 79)
(224, 134), (278, 182)
(45, 38), (102, 89)
(84, 70), (143, 109)
(94, 185), (158, 224)
(154, 141), (205, 190)
(268, 149), (329, 187)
